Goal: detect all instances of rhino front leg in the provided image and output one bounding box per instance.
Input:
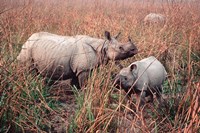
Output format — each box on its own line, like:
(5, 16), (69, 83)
(77, 71), (89, 88)
(146, 91), (154, 103)
(139, 91), (147, 106)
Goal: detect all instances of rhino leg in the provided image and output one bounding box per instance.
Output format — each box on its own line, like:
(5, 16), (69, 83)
(146, 91), (154, 103)
(70, 76), (81, 89)
(155, 86), (163, 105)
(77, 71), (89, 88)
(138, 91), (147, 107)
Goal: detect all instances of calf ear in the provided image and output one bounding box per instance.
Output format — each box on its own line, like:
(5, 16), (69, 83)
(130, 64), (137, 71)
(105, 31), (111, 41)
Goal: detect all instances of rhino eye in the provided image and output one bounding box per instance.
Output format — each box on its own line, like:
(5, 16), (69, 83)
(124, 77), (127, 81)
(119, 46), (124, 51)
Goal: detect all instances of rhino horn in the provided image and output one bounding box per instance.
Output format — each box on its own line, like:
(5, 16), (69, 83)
(128, 36), (132, 42)
(128, 36), (136, 46)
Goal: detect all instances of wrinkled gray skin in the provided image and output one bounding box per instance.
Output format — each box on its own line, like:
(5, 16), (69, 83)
(114, 56), (167, 105)
(17, 31), (138, 87)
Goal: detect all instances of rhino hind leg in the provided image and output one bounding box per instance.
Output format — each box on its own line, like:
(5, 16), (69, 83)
(138, 90), (154, 107)
(70, 76), (80, 89)
(156, 86), (168, 109)
(145, 91), (154, 103)
(77, 71), (89, 88)
(155, 86), (163, 104)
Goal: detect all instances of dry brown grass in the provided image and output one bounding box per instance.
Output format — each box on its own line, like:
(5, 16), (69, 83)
(0, 0), (199, 132)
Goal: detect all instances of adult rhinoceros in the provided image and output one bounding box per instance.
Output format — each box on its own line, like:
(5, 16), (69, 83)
(17, 31), (138, 87)
(144, 13), (166, 25)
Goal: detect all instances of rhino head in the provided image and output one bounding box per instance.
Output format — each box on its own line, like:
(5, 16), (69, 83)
(114, 64), (138, 93)
(102, 31), (138, 61)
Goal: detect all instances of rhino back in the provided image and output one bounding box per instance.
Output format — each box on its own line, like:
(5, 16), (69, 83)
(75, 35), (104, 50)
(29, 32), (71, 42)
(139, 56), (166, 87)
(31, 39), (75, 79)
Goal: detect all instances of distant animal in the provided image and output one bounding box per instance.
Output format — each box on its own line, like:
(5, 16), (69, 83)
(17, 31), (138, 87)
(144, 13), (166, 25)
(114, 56), (167, 105)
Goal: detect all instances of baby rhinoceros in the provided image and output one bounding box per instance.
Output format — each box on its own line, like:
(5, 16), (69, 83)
(114, 56), (167, 105)
(17, 31), (138, 88)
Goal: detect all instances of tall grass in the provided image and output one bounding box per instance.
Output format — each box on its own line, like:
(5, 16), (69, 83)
(0, 0), (199, 132)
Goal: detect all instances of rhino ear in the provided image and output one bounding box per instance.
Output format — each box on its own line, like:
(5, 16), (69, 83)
(130, 64), (137, 71)
(105, 31), (111, 41)
(115, 32), (121, 39)
(128, 36), (132, 42)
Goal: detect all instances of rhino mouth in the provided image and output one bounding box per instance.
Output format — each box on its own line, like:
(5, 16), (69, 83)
(114, 50), (137, 60)
(113, 76), (130, 90)
(114, 80), (133, 95)
(129, 48), (138, 55)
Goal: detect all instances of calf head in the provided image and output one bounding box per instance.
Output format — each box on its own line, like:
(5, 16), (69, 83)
(103, 31), (138, 61)
(114, 64), (138, 92)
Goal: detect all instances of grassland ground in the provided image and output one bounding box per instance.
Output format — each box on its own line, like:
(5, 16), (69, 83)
(0, 0), (199, 132)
